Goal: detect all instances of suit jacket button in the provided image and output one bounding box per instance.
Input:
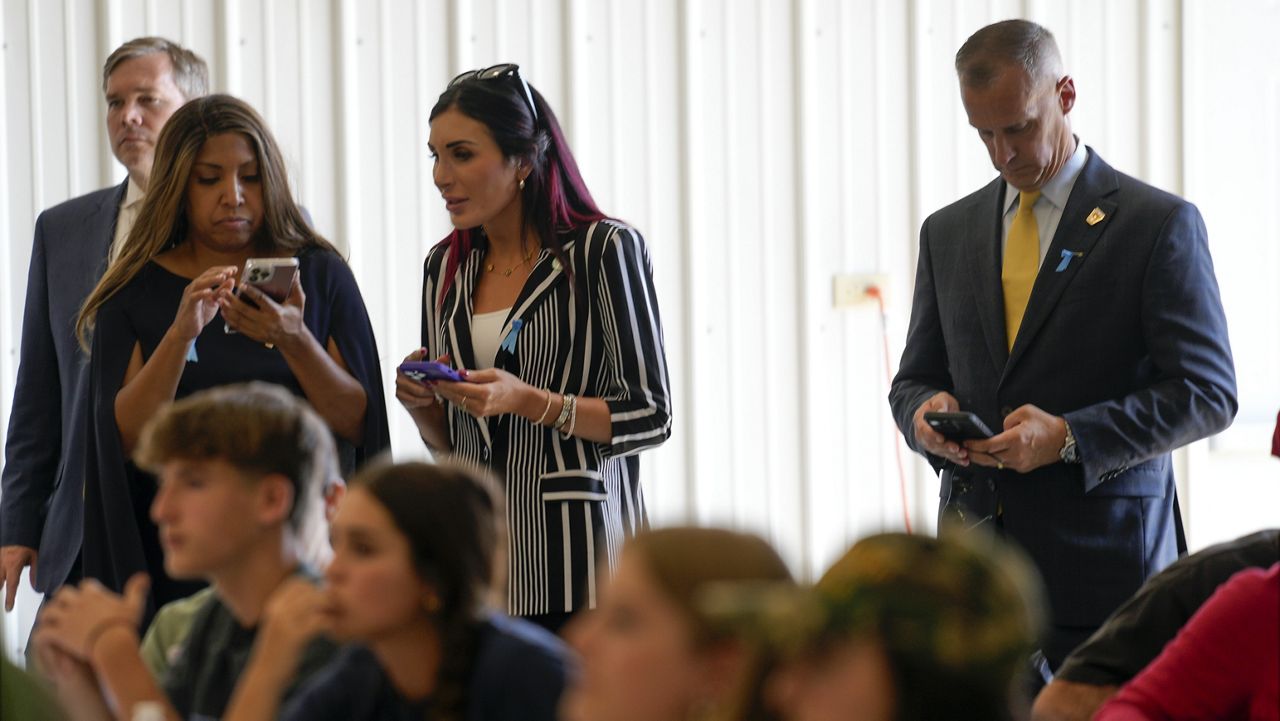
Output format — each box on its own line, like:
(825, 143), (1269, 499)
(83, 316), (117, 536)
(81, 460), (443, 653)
(1000, 406), (1013, 417)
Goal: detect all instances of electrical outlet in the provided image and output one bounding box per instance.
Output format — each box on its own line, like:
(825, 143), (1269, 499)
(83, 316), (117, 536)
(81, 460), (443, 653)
(832, 273), (888, 308)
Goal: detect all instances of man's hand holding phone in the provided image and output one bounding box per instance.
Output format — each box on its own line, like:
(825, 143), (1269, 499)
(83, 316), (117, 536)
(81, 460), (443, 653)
(964, 404), (1068, 474)
(913, 392), (971, 466)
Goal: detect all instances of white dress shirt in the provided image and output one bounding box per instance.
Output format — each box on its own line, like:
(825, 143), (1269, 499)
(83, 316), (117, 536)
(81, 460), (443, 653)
(109, 177), (145, 264)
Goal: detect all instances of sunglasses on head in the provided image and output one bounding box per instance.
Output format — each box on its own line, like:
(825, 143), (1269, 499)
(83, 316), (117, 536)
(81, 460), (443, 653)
(448, 63), (539, 122)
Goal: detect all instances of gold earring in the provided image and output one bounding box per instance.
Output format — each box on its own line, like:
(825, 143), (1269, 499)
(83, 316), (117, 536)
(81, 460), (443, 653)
(519, 177), (526, 190)
(424, 594), (441, 613)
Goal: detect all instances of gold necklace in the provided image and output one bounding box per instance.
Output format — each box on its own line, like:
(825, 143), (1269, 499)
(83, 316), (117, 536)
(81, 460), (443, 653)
(485, 247), (536, 277)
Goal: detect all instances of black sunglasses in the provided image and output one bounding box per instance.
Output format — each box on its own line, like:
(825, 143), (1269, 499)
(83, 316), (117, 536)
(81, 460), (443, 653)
(448, 63), (539, 122)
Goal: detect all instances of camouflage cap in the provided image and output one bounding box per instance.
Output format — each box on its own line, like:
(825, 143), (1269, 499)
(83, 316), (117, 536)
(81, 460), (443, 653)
(698, 532), (1045, 684)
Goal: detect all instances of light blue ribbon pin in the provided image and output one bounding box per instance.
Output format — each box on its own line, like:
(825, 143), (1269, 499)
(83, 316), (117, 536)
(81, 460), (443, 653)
(499, 319), (524, 355)
(1055, 249), (1083, 273)
(185, 340), (199, 363)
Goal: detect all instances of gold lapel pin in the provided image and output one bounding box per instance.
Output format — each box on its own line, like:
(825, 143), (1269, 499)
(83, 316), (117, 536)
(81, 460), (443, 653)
(1086, 207), (1106, 226)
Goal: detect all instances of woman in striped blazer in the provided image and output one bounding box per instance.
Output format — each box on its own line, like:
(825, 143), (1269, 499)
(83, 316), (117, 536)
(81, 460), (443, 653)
(396, 64), (672, 632)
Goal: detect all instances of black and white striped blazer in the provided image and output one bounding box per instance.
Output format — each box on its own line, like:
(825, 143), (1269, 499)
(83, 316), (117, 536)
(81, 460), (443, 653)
(420, 219), (672, 616)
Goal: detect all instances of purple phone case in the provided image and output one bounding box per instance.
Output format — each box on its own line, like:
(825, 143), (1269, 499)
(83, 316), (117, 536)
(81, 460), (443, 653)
(398, 360), (465, 383)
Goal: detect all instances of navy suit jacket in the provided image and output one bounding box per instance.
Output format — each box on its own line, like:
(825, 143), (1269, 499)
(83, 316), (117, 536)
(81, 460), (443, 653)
(889, 149), (1237, 655)
(1, 182), (124, 592)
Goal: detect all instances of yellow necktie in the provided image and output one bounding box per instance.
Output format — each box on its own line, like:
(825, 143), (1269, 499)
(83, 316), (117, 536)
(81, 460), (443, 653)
(1002, 190), (1041, 351)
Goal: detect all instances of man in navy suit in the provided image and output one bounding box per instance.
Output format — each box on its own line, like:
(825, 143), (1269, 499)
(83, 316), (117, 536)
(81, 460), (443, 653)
(0, 38), (208, 612)
(889, 19), (1236, 670)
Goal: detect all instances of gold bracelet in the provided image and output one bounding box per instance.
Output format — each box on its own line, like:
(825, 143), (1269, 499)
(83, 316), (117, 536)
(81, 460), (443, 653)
(537, 389), (555, 425)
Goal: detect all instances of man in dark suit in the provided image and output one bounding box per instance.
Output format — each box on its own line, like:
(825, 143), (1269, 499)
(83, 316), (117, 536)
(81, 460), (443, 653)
(0, 38), (208, 612)
(888, 19), (1237, 670)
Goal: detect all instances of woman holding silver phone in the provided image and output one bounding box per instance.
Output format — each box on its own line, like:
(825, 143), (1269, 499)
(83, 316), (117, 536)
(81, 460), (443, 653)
(75, 94), (389, 612)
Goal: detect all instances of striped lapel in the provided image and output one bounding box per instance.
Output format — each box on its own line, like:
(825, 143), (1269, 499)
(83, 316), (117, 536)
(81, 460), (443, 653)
(492, 230), (581, 371)
(442, 245), (493, 448)
(444, 246), (485, 371)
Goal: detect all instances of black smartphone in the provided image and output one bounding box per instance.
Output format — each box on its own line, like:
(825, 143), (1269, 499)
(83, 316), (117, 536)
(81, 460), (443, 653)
(924, 411), (994, 441)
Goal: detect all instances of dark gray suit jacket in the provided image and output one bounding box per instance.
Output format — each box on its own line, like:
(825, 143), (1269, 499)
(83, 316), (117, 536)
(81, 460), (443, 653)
(889, 149), (1237, 664)
(1, 182), (124, 592)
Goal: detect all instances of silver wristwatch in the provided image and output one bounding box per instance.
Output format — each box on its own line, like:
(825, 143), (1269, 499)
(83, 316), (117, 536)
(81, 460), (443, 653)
(1060, 421), (1080, 464)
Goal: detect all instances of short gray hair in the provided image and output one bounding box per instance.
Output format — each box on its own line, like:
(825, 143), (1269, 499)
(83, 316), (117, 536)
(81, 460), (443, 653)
(955, 19), (1063, 89)
(102, 36), (209, 100)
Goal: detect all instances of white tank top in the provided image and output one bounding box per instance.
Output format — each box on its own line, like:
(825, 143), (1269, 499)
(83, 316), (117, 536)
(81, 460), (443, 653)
(470, 308), (511, 369)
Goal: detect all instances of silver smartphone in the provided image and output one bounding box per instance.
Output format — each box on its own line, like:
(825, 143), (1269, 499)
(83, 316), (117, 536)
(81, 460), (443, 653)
(224, 257), (300, 334)
(240, 257), (299, 302)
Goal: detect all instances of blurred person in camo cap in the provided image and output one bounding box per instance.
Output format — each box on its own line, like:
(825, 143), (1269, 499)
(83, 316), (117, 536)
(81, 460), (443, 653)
(700, 532), (1047, 721)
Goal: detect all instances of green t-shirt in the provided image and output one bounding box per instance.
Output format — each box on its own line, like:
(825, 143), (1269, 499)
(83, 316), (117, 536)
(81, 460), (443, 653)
(161, 577), (337, 720)
(141, 587), (217, 680)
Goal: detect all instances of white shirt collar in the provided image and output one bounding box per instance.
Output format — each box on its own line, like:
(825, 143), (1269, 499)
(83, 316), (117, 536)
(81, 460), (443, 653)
(123, 176), (146, 209)
(1003, 137), (1088, 214)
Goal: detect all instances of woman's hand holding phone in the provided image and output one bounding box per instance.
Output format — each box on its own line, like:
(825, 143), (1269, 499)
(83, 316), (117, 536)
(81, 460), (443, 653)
(395, 350), (452, 411)
(432, 367), (536, 419)
(218, 273), (308, 349)
(395, 350), (454, 451)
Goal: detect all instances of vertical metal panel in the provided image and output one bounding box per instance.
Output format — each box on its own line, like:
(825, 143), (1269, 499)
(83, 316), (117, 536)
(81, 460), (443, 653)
(0, 0), (13, 655)
(333, 0), (359, 260)
(218, 0), (240, 93)
(629, 0), (691, 525)
(755, 0), (804, 572)
(114, 0), (148, 46)
(67, 0), (102, 196)
(97, 0), (117, 185)
(1, 0), (16, 454)
(296, 0), (337, 241)
(63, 0), (81, 194)
(26, 0), (45, 214)
(721, 0), (767, 533)
(260, 0), (276, 118)
(1138, 0), (1181, 191)
(798, 0), (852, 576)
(183, 0), (219, 89)
(683, 0), (734, 529)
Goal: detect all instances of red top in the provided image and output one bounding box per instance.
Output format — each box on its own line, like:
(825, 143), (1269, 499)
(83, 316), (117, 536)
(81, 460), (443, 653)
(1095, 563), (1280, 721)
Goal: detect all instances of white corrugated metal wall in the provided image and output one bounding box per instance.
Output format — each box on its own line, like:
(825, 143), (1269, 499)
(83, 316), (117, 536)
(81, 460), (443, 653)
(4, 0), (1278, 660)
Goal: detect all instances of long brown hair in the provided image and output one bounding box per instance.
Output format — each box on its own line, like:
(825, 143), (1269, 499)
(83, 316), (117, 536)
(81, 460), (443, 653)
(351, 460), (507, 721)
(76, 93), (339, 349)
